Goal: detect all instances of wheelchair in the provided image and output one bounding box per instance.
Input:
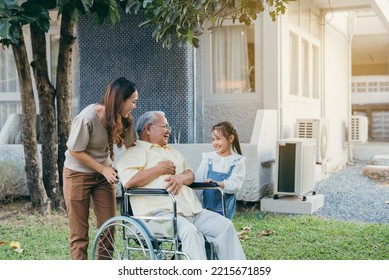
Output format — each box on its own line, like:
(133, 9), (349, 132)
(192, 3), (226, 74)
(91, 182), (226, 260)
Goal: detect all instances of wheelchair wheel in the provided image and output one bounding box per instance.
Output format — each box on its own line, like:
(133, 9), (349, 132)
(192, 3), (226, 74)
(92, 216), (156, 260)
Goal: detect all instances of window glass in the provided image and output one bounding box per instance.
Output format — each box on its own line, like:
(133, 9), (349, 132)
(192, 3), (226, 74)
(312, 45), (319, 99)
(302, 38), (310, 98)
(0, 20), (80, 131)
(300, 0), (311, 33)
(288, 2), (299, 26)
(0, 48), (18, 93)
(211, 25), (255, 94)
(50, 34), (60, 86)
(288, 0), (321, 38)
(49, 33), (80, 117)
(289, 32), (299, 96)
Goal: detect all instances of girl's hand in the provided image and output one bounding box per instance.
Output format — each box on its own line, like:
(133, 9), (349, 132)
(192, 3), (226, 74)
(101, 166), (119, 184)
(205, 179), (224, 188)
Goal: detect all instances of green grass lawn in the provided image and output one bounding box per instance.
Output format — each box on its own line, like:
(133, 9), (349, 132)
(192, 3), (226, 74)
(0, 199), (388, 260)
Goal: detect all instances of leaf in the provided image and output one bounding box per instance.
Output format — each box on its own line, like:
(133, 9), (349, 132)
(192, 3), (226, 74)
(143, 0), (153, 8)
(0, 18), (11, 40)
(192, 37), (200, 48)
(36, 18), (50, 32)
(237, 226), (251, 241)
(257, 229), (273, 237)
(14, 248), (24, 254)
(0, 241), (6, 246)
(10, 241), (21, 249)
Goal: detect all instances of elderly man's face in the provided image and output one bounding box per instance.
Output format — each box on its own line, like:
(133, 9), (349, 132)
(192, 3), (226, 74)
(148, 114), (171, 146)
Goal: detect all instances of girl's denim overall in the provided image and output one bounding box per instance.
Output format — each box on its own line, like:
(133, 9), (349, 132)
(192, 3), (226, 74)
(202, 158), (238, 220)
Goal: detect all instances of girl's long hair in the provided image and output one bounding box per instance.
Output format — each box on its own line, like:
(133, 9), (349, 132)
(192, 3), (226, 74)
(102, 77), (136, 161)
(212, 121), (242, 155)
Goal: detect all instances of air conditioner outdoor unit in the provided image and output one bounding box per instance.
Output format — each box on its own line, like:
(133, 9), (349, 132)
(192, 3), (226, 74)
(349, 116), (368, 143)
(274, 138), (316, 199)
(296, 118), (329, 163)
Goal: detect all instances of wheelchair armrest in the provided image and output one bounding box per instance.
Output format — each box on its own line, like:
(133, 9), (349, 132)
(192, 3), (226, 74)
(126, 188), (169, 195)
(188, 182), (221, 190)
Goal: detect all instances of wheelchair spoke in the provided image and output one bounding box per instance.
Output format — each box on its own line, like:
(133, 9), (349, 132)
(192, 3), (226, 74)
(92, 216), (156, 260)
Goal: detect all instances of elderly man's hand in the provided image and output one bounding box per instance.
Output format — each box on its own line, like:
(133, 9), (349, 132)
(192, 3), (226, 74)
(157, 160), (176, 176)
(164, 175), (183, 196)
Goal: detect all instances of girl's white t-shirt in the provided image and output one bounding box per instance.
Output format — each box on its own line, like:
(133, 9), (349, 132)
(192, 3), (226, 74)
(195, 151), (246, 194)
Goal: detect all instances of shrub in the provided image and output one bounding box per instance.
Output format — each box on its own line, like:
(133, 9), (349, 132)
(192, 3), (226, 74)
(0, 161), (27, 204)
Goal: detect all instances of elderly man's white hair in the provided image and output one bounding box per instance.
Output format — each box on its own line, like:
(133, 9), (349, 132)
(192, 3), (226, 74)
(135, 111), (166, 136)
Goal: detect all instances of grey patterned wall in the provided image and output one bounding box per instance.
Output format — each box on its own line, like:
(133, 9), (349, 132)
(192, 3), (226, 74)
(203, 102), (260, 143)
(77, 13), (200, 143)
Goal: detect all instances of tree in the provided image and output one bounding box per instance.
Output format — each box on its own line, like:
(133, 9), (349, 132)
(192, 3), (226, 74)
(0, 0), (291, 214)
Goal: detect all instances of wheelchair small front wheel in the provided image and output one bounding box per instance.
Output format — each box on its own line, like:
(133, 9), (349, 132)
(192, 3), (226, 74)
(92, 216), (156, 260)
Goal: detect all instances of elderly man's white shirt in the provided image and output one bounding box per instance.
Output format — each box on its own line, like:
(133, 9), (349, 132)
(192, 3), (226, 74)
(117, 140), (203, 216)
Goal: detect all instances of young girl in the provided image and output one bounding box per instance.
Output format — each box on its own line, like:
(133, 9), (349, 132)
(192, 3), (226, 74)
(195, 121), (246, 220)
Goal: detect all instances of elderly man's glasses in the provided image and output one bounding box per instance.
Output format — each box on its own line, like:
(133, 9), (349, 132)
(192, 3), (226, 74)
(151, 123), (171, 131)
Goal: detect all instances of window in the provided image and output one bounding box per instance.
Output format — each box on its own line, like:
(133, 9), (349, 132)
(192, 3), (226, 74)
(0, 47), (19, 94)
(288, 0), (321, 38)
(212, 25), (255, 94)
(0, 11), (80, 130)
(202, 20), (258, 103)
(0, 30), (29, 129)
(289, 29), (320, 100)
(48, 31), (80, 117)
(288, 0), (321, 101)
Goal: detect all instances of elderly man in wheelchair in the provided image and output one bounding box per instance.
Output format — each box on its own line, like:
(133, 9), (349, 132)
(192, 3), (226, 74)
(92, 111), (245, 260)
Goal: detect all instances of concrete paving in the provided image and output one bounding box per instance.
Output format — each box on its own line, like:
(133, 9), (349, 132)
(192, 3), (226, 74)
(260, 194), (324, 214)
(352, 142), (389, 161)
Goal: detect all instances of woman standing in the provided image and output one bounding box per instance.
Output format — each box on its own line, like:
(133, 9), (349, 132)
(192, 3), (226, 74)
(63, 77), (139, 259)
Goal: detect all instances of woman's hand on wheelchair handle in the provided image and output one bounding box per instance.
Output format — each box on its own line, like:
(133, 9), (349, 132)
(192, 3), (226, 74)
(101, 166), (119, 184)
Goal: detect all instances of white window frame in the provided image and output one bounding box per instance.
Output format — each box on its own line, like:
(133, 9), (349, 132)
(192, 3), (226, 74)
(201, 19), (261, 104)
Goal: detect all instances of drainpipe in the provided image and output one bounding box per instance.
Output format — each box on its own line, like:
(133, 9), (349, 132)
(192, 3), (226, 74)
(192, 47), (197, 143)
(347, 12), (356, 165)
(321, 10), (327, 173)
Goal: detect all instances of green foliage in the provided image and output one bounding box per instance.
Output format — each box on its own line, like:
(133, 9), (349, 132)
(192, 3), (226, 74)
(1, 0), (293, 49)
(89, 0), (121, 25)
(0, 0), (51, 46)
(122, 0), (294, 48)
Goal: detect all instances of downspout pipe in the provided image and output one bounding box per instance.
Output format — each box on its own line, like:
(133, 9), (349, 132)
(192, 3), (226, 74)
(347, 12), (356, 165)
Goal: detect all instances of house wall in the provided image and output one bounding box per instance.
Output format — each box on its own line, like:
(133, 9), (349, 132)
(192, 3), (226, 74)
(261, 10), (351, 172)
(322, 14), (351, 170)
(77, 13), (201, 143)
(202, 102), (260, 143)
(353, 63), (389, 75)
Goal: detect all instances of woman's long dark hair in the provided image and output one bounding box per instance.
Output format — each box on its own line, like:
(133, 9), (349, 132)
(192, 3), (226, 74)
(212, 121), (242, 155)
(102, 77), (136, 160)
